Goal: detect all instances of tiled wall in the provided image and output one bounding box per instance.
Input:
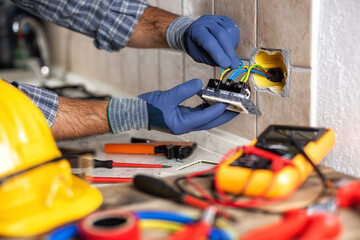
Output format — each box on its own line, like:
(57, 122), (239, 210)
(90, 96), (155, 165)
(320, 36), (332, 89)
(45, 0), (312, 141)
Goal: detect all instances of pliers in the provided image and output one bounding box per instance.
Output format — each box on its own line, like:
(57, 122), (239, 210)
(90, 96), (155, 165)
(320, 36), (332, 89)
(104, 138), (197, 160)
(240, 180), (360, 240)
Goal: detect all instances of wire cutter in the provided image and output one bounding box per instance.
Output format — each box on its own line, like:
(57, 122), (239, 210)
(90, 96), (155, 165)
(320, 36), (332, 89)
(104, 139), (197, 160)
(240, 180), (360, 240)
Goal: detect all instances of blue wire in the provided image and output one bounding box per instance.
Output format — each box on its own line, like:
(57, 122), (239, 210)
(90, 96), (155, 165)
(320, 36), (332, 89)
(135, 210), (193, 224)
(251, 69), (273, 79)
(46, 224), (78, 240)
(221, 58), (244, 79)
(228, 59), (244, 80)
(229, 69), (247, 80)
(135, 210), (231, 240)
(229, 69), (273, 81)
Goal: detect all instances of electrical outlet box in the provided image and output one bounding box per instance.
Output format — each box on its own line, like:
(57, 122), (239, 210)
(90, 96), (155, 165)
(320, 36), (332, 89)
(250, 48), (290, 97)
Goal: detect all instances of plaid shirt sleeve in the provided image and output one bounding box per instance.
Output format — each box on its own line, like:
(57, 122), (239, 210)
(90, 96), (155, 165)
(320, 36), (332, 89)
(12, 0), (149, 51)
(10, 81), (58, 127)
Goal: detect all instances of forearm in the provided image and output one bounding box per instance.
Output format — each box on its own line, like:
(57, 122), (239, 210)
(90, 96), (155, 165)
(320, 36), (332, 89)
(128, 6), (179, 48)
(51, 96), (148, 141)
(51, 97), (111, 140)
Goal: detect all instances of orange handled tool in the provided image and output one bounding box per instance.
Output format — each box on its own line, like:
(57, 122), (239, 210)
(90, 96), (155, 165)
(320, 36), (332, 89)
(166, 206), (216, 240)
(104, 141), (197, 160)
(240, 209), (342, 240)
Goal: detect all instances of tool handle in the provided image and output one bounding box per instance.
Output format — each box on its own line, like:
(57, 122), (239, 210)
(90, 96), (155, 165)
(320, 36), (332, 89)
(165, 221), (210, 240)
(337, 180), (360, 208)
(182, 194), (211, 210)
(112, 162), (164, 168)
(89, 177), (133, 183)
(105, 144), (155, 154)
(240, 209), (308, 240)
(94, 160), (113, 168)
(298, 212), (343, 240)
(133, 175), (181, 202)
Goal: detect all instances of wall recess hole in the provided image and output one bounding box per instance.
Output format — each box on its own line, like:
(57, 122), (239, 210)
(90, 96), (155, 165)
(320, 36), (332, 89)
(250, 48), (290, 97)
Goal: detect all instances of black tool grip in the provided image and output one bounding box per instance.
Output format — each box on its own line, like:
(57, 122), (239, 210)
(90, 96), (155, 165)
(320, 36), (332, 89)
(94, 159), (113, 168)
(133, 175), (181, 202)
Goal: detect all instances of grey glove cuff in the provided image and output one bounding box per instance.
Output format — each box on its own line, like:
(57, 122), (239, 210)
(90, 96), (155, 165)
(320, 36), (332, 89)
(166, 16), (194, 51)
(107, 97), (148, 134)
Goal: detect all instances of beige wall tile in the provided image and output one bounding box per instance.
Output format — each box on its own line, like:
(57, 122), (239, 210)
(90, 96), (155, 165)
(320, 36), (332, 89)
(183, 55), (215, 107)
(257, 0), (312, 67)
(158, 0), (182, 15)
(158, 0), (183, 92)
(44, 23), (71, 69)
(117, 48), (140, 95)
(147, 0), (157, 6)
(212, 65), (257, 140)
(88, 47), (111, 84)
(257, 69), (311, 135)
(183, 0), (214, 107)
(159, 50), (184, 90)
(218, 113), (257, 140)
(106, 51), (124, 89)
(214, 0), (256, 59)
(139, 49), (160, 93)
(184, 0), (213, 18)
(68, 36), (94, 78)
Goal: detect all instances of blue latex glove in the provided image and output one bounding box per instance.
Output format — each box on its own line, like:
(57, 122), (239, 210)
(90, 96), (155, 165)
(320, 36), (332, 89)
(184, 15), (240, 69)
(138, 79), (239, 135)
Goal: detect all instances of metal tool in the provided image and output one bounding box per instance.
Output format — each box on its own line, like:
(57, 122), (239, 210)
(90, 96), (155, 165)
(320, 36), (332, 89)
(94, 159), (171, 169)
(133, 174), (234, 220)
(104, 141), (197, 160)
(240, 207), (342, 240)
(86, 176), (133, 183)
(240, 179), (360, 240)
(166, 206), (217, 240)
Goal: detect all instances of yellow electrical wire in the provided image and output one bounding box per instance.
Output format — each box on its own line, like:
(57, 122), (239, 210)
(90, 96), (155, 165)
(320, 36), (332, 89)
(139, 220), (183, 232)
(139, 218), (238, 240)
(220, 68), (231, 81)
(241, 64), (266, 83)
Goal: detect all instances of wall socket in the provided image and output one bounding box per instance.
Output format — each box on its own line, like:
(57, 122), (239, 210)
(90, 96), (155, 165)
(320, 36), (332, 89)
(250, 48), (290, 97)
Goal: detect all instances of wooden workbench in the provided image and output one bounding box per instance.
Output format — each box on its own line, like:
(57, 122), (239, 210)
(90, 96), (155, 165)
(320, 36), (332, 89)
(98, 166), (360, 240)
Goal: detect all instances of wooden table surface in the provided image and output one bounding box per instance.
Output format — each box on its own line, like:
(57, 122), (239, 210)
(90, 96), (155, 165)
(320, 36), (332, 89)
(98, 165), (360, 240)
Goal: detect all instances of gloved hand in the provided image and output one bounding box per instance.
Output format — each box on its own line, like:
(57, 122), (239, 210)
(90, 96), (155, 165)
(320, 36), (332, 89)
(138, 79), (239, 135)
(167, 15), (240, 69)
(184, 15), (240, 69)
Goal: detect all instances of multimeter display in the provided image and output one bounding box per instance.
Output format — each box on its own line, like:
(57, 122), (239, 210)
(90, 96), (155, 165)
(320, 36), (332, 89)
(230, 126), (328, 170)
(217, 125), (335, 198)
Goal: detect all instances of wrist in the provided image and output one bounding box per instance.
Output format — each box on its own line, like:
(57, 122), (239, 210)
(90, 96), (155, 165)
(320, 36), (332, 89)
(107, 97), (148, 134)
(166, 16), (194, 51)
(146, 103), (171, 133)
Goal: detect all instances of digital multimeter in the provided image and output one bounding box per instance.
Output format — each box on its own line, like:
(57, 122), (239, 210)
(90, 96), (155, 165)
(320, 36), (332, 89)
(216, 125), (336, 198)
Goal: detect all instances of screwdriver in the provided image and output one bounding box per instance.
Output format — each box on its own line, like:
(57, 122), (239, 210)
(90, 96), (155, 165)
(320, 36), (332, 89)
(86, 176), (133, 183)
(166, 206), (216, 240)
(94, 159), (172, 169)
(133, 175), (234, 220)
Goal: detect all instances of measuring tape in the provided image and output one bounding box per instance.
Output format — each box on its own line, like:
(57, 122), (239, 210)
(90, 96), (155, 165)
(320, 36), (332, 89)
(78, 209), (139, 240)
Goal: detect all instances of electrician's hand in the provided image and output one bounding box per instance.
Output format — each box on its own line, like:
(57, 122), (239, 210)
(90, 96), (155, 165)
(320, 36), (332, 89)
(138, 79), (238, 135)
(184, 15), (240, 69)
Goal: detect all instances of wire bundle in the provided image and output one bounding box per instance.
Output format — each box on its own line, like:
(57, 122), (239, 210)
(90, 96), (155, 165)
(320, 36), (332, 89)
(177, 147), (303, 209)
(219, 58), (273, 83)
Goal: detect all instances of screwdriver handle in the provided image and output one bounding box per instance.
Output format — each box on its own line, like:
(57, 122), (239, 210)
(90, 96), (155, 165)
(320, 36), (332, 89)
(94, 159), (113, 168)
(133, 175), (181, 202)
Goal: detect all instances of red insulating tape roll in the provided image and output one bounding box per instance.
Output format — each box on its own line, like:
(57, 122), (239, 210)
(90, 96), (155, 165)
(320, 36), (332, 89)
(78, 209), (140, 240)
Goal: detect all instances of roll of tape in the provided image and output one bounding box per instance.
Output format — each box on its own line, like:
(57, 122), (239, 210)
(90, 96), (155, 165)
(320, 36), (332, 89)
(78, 209), (139, 240)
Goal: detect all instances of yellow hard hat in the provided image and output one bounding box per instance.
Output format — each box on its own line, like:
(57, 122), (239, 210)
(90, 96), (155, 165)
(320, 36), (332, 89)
(0, 80), (102, 237)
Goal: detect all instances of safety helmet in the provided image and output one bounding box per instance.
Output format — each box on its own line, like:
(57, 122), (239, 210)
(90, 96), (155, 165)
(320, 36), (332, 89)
(0, 80), (102, 236)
